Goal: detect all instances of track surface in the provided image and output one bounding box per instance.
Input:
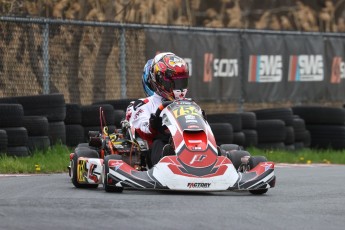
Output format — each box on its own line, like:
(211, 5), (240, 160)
(0, 165), (344, 230)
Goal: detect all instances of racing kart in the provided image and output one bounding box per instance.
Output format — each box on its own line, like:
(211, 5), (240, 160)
(68, 99), (276, 194)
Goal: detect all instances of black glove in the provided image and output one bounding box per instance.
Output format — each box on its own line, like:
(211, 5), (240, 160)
(149, 113), (162, 131)
(202, 110), (207, 120)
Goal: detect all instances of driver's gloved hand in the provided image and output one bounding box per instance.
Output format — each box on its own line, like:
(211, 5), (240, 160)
(149, 113), (162, 131)
(202, 110), (207, 120)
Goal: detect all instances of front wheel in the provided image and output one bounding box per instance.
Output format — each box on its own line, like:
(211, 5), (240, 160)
(249, 156), (269, 195)
(226, 150), (251, 171)
(103, 155), (124, 193)
(71, 147), (99, 189)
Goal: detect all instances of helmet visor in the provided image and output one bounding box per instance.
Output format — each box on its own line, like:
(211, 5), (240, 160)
(172, 77), (189, 90)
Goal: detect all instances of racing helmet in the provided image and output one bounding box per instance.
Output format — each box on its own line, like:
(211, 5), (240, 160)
(149, 53), (189, 101)
(142, 59), (154, 97)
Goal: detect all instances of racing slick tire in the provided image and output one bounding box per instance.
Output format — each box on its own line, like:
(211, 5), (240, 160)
(248, 156), (269, 195)
(103, 154), (124, 193)
(71, 147), (100, 189)
(226, 150), (251, 171)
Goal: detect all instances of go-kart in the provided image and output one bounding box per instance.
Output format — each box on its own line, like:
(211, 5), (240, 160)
(68, 99), (276, 194)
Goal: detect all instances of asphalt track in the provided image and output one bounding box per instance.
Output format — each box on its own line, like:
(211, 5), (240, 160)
(0, 164), (344, 230)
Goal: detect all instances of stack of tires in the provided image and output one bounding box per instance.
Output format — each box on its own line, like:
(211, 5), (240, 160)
(23, 116), (50, 152)
(208, 123), (233, 146)
(65, 103), (85, 147)
(292, 115), (311, 150)
(252, 108), (294, 150)
(207, 113), (245, 146)
(0, 94), (67, 147)
(0, 129), (7, 154)
(81, 104), (117, 141)
(0, 104), (29, 157)
(240, 112), (258, 148)
(292, 106), (345, 149)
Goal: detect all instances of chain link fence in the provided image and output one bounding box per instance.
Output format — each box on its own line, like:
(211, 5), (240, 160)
(2, 17), (343, 113)
(0, 17), (146, 105)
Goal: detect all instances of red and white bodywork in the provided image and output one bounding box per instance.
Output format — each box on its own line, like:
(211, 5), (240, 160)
(74, 99), (275, 192)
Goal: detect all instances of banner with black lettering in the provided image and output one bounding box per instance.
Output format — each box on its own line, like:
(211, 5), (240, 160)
(324, 36), (345, 100)
(284, 35), (326, 102)
(242, 33), (285, 102)
(145, 29), (241, 102)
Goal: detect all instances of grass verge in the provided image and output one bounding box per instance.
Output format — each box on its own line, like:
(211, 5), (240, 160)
(1, 145), (345, 174)
(247, 147), (345, 165)
(0, 144), (71, 174)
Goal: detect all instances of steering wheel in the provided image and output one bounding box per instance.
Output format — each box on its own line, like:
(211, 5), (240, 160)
(155, 101), (173, 117)
(154, 101), (173, 135)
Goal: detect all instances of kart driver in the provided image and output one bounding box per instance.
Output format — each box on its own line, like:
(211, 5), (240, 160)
(130, 52), (190, 166)
(125, 59), (154, 122)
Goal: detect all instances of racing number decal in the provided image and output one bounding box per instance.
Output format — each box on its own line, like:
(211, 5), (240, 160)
(172, 106), (199, 118)
(77, 160), (87, 182)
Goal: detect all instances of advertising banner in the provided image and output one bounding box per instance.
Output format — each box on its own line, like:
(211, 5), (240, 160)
(145, 30), (241, 102)
(146, 29), (345, 104)
(242, 33), (285, 102)
(284, 35), (326, 102)
(324, 36), (345, 100)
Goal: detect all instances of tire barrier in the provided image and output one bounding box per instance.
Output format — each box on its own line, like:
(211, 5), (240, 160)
(253, 108), (296, 150)
(207, 113), (245, 146)
(0, 94), (66, 150)
(23, 116), (50, 152)
(3, 94), (345, 154)
(65, 104), (84, 147)
(48, 121), (66, 145)
(209, 123), (233, 146)
(0, 94), (66, 122)
(256, 119), (286, 150)
(240, 112), (258, 148)
(0, 129), (8, 155)
(292, 116), (311, 149)
(253, 108), (294, 126)
(0, 104), (29, 157)
(292, 106), (345, 149)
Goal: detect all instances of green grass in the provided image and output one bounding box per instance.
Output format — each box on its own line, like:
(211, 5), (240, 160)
(247, 147), (345, 165)
(0, 144), (71, 174)
(1, 145), (345, 174)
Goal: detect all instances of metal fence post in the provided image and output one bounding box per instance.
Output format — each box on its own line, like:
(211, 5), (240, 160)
(42, 21), (50, 94)
(119, 27), (127, 99)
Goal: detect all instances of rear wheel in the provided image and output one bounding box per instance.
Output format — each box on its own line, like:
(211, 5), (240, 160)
(71, 147), (99, 189)
(249, 156), (269, 195)
(218, 144), (243, 156)
(103, 155), (124, 193)
(226, 150), (251, 171)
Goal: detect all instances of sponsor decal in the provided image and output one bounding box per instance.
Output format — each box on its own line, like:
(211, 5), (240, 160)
(187, 125), (200, 129)
(248, 55), (282, 82)
(330, 56), (345, 83)
(133, 109), (144, 120)
(77, 159), (87, 182)
(262, 163), (273, 171)
(109, 160), (123, 171)
(187, 183), (211, 188)
(190, 154), (207, 164)
(203, 53), (238, 82)
(288, 55), (324, 81)
(186, 120), (198, 123)
(185, 115), (196, 120)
